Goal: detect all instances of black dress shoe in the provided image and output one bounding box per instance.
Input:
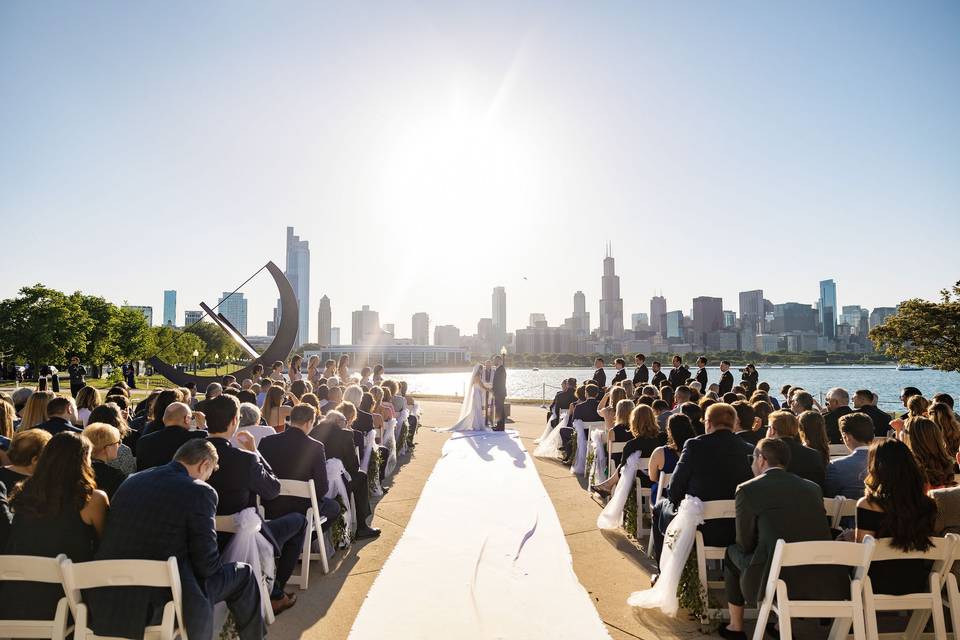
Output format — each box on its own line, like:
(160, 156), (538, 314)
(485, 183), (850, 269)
(355, 527), (382, 540)
(717, 624), (747, 640)
(590, 485), (611, 499)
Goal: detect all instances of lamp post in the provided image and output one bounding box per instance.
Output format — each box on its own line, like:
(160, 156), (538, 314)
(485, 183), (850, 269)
(500, 345), (507, 367)
(192, 350), (199, 374)
(214, 353), (219, 377)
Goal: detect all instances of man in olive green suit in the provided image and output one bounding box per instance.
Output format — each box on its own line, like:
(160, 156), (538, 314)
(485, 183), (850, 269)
(719, 438), (849, 640)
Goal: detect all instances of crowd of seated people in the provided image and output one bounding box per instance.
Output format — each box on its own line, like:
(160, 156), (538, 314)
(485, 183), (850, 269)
(0, 354), (419, 637)
(541, 352), (960, 636)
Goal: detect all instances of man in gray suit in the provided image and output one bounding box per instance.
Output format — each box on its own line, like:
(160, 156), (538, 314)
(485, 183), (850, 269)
(720, 438), (846, 640)
(824, 412), (874, 499)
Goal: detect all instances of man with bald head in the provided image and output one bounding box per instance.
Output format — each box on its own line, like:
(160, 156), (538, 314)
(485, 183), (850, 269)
(136, 402), (207, 471)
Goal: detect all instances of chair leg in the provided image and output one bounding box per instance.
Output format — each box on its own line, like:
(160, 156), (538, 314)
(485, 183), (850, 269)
(929, 577), (947, 640)
(859, 580), (876, 640)
(775, 582), (793, 640)
(298, 513), (313, 590)
(948, 575), (960, 640)
(316, 516), (330, 575)
(751, 598), (773, 640)
(827, 617), (852, 640)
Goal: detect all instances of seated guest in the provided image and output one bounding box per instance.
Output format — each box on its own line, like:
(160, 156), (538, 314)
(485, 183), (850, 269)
(620, 404), (667, 482)
(136, 402), (206, 471)
(822, 388), (852, 444)
(560, 384), (601, 464)
(652, 403), (753, 565)
(204, 395), (305, 614)
(236, 402), (276, 446)
(854, 389), (892, 438)
(84, 439), (264, 639)
(906, 394), (929, 419)
(1, 432), (108, 621)
(824, 413), (874, 499)
(857, 439), (936, 596)
(261, 386), (292, 430)
(902, 416), (956, 491)
(0, 399), (15, 452)
(652, 399), (672, 431)
(789, 390), (815, 415)
(598, 387), (628, 430)
(141, 389), (185, 437)
(930, 401), (960, 460)
(931, 450), (960, 579)
(87, 402), (137, 472)
(299, 409), (380, 539)
(194, 383), (222, 415)
(720, 438), (845, 640)
(797, 410), (831, 468)
(18, 390), (54, 430)
(751, 401), (772, 433)
(33, 396), (82, 435)
(75, 386), (101, 426)
(83, 422), (127, 499)
(766, 411), (825, 489)
(732, 401), (762, 446)
(256, 379), (271, 407)
(648, 414), (696, 502)
(757, 382), (778, 409)
(608, 399), (635, 466)
(678, 401), (705, 436)
(0, 429), (51, 488)
(258, 405), (344, 530)
(548, 380), (575, 427)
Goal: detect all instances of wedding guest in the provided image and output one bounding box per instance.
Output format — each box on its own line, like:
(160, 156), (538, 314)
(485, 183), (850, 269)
(757, 382), (779, 409)
(679, 401), (705, 436)
(648, 414), (695, 502)
(611, 358), (627, 385)
(899, 386), (923, 418)
(766, 410), (825, 489)
(290, 379), (310, 402)
(548, 379), (576, 428)
(667, 355), (689, 389)
(789, 390), (815, 415)
(824, 413), (874, 499)
(694, 356), (708, 391)
(751, 401), (772, 434)
(256, 379), (271, 407)
(797, 410), (831, 468)
(84, 438), (264, 639)
(652, 399), (672, 431)
(1, 432), (107, 621)
(0, 429), (51, 489)
(590, 402), (661, 497)
(0, 399), (14, 451)
(652, 403), (752, 565)
(83, 422), (127, 498)
(857, 439), (936, 596)
(902, 416), (956, 490)
(19, 390), (55, 431)
(590, 358), (606, 389)
(561, 384), (601, 464)
(87, 403), (137, 473)
(732, 401), (762, 447)
(821, 388), (852, 444)
(34, 396), (82, 436)
(598, 387), (627, 430)
(359, 366), (373, 389)
(136, 402), (206, 471)
(930, 401), (960, 459)
(633, 353), (648, 385)
(75, 386), (101, 426)
(236, 402), (276, 445)
(720, 438), (842, 640)
(141, 389), (185, 437)
(261, 386), (292, 431)
(853, 389), (891, 438)
(373, 364), (385, 386)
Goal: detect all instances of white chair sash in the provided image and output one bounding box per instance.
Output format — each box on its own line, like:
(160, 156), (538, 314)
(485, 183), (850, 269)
(325, 458), (354, 533)
(571, 419), (589, 476)
(534, 410), (565, 445)
(597, 451), (642, 529)
(213, 507), (276, 632)
(627, 496), (705, 616)
(533, 412), (566, 459)
(590, 428), (608, 485)
(383, 418), (398, 477)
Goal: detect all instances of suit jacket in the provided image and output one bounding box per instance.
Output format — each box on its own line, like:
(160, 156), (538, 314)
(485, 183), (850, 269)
(206, 438), (280, 515)
(567, 397), (601, 427)
(695, 368), (708, 390)
(668, 365), (690, 388)
(259, 428), (331, 519)
(718, 370), (734, 395)
(824, 447), (868, 499)
(85, 462), (223, 639)
(136, 426), (206, 471)
(823, 406), (853, 444)
(492, 365), (506, 398)
(611, 368), (627, 385)
(782, 436), (826, 490)
(730, 468), (843, 605)
(592, 368), (606, 388)
(651, 370), (667, 387)
(549, 390), (575, 423)
(668, 429), (753, 547)
(857, 405), (892, 438)
(633, 364), (649, 385)
(34, 416), (82, 436)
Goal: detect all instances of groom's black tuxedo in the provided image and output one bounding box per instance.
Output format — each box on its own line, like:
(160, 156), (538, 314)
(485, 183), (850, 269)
(633, 364), (649, 385)
(492, 365), (507, 431)
(611, 368), (627, 385)
(592, 367), (606, 389)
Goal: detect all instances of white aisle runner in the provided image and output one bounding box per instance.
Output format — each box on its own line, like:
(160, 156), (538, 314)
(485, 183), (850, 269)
(348, 430), (611, 640)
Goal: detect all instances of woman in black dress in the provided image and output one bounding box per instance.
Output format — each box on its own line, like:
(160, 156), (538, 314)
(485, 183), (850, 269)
(82, 422), (127, 498)
(1, 432), (108, 620)
(856, 439), (937, 596)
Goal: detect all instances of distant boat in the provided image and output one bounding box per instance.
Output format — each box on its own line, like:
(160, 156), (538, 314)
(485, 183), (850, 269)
(896, 364), (925, 371)
(532, 367), (540, 371)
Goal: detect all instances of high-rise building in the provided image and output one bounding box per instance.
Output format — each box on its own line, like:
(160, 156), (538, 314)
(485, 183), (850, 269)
(631, 313), (650, 330)
(123, 305), (153, 327)
(317, 295), (332, 346)
(529, 313), (546, 327)
(598, 243), (624, 338)
(434, 324), (461, 347)
(819, 279), (838, 339)
(574, 290), (586, 315)
(771, 303), (817, 333)
(665, 310), (683, 340)
(351, 305), (380, 345)
(383, 323), (395, 337)
(650, 295), (667, 336)
(692, 296), (723, 346)
(163, 290), (177, 326)
(869, 307), (897, 330)
(184, 310), (203, 326)
(412, 312), (430, 345)
(217, 292), (248, 336)
(739, 289), (764, 334)
(330, 327), (341, 344)
(566, 291), (590, 335)
(841, 305), (864, 336)
(723, 310), (737, 328)
(285, 226), (310, 346)
(492, 287), (506, 337)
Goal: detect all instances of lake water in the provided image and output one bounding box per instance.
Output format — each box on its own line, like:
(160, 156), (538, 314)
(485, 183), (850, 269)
(394, 366), (960, 411)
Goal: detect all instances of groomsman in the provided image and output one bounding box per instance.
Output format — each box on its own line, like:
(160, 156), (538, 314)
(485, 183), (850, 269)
(695, 357), (708, 390)
(719, 360), (734, 395)
(650, 361), (667, 387)
(592, 358), (606, 388)
(667, 355), (689, 388)
(632, 353), (649, 386)
(611, 358), (627, 385)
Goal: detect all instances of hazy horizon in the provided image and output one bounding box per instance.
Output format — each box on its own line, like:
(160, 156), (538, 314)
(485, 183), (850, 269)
(2, 2), (958, 341)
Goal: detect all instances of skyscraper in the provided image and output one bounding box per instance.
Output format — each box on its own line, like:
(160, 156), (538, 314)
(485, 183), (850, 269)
(217, 292), (248, 336)
(163, 290), (177, 326)
(184, 310), (203, 326)
(317, 295), (332, 346)
(567, 291), (590, 335)
(631, 313), (650, 330)
(492, 286), (506, 343)
(819, 279), (838, 339)
(665, 310), (683, 340)
(869, 307), (897, 330)
(650, 295), (667, 336)
(598, 243), (624, 338)
(285, 226), (310, 347)
(434, 324), (461, 347)
(351, 305), (380, 345)
(692, 296), (723, 346)
(738, 289), (764, 335)
(123, 305), (153, 326)
(412, 312), (430, 345)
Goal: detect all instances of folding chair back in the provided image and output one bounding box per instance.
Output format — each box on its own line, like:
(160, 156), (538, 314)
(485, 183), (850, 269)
(278, 478), (329, 588)
(0, 554), (71, 640)
(694, 499), (738, 623)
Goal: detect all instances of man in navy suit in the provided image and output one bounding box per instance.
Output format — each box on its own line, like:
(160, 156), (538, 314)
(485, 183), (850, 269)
(560, 384), (602, 464)
(610, 358), (627, 385)
(632, 353), (649, 386)
(85, 439), (264, 640)
(824, 412), (874, 499)
(136, 402), (206, 471)
(33, 396), (82, 435)
(591, 357), (606, 389)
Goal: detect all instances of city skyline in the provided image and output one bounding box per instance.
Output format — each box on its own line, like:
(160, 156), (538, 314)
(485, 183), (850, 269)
(1, 3), (957, 339)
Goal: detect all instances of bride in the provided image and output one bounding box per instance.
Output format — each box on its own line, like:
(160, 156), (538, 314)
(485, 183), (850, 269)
(441, 364), (491, 432)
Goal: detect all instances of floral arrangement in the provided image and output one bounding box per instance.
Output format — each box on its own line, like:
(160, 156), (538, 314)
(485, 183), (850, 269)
(367, 448), (382, 494)
(623, 485), (638, 539)
(332, 495), (350, 549)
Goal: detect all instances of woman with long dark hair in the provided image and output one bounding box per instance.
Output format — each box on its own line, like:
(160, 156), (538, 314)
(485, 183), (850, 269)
(647, 413), (696, 501)
(903, 416), (956, 490)
(856, 439), (937, 595)
(798, 410), (831, 467)
(1, 432), (107, 619)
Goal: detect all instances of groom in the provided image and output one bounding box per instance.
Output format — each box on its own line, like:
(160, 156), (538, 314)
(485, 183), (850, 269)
(492, 355), (507, 431)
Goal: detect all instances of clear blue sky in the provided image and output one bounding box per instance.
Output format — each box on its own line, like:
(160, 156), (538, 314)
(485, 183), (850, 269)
(1, 1), (958, 341)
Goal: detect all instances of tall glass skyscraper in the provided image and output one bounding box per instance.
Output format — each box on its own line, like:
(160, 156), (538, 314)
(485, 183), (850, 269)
(217, 292), (248, 336)
(819, 279), (837, 339)
(163, 290), (177, 326)
(285, 227), (310, 347)
(492, 286), (506, 347)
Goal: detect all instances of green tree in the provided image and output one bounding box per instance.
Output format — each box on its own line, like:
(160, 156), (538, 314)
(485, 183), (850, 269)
(72, 293), (119, 375)
(150, 326), (205, 365)
(0, 284), (92, 370)
(114, 306), (154, 363)
(185, 322), (244, 362)
(870, 281), (960, 372)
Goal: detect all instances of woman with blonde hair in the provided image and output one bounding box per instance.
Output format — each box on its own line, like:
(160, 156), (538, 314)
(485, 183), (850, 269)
(82, 422), (126, 498)
(903, 416), (956, 490)
(19, 391), (55, 431)
(0, 429), (52, 488)
(0, 399), (15, 452)
(337, 354), (351, 381)
(591, 404), (666, 498)
(598, 386), (627, 429)
(930, 401), (960, 459)
(74, 386), (101, 426)
(306, 355), (322, 385)
(907, 394), (930, 418)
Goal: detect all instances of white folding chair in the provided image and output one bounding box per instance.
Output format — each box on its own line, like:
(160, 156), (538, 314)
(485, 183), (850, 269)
(862, 535), (957, 640)
(829, 444), (850, 458)
(278, 478), (330, 589)
(646, 472), (671, 557)
(213, 515), (275, 625)
(60, 556), (186, 640)
(0, 554), (71, 639)
(633, 457), (653, 537)
(945, 570), (960, 639)
(753, 538), (876, 640)
(572, 420), (604, 476)
(607, 441), (627, 477)
(694, 499), (738, 623)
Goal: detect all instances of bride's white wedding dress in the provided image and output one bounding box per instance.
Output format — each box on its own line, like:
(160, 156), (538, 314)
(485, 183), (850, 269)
(442, 365), (491, 432)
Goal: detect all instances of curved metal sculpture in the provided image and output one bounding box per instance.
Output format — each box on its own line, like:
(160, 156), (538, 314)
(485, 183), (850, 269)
(148, 261), (299, 392)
